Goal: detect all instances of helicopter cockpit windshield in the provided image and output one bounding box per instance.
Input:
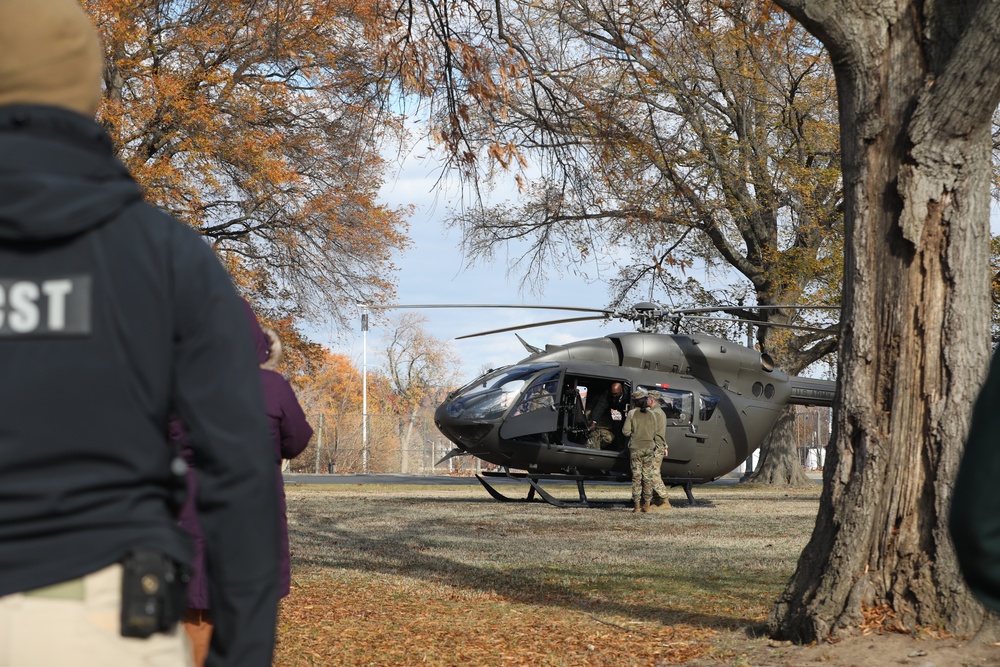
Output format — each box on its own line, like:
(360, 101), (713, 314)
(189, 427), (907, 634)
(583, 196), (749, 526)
(445, 363), (559, 421)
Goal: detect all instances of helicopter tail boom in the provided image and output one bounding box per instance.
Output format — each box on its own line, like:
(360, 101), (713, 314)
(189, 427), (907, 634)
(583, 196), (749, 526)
(788, 376), (836, 407)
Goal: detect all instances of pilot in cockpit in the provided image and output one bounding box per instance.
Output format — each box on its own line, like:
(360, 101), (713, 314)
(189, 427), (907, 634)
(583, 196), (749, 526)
(512, 380), (556, 416)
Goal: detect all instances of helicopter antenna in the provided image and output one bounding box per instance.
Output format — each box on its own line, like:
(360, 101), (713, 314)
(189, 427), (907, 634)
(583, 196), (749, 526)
(515, 333), (542, 354)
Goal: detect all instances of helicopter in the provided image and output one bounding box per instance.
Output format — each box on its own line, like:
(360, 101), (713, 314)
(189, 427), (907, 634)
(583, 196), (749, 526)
(385, 302), (839, 507)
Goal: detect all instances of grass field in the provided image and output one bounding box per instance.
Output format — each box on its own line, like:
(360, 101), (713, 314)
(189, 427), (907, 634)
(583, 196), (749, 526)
(275, 482), (824, 666)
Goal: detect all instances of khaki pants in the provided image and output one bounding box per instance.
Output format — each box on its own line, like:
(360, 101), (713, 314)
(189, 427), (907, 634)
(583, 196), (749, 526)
(0, 564), (193, 667)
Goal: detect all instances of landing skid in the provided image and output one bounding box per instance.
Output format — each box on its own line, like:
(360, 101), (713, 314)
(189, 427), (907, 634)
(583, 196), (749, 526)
(475, 468), (700, 508)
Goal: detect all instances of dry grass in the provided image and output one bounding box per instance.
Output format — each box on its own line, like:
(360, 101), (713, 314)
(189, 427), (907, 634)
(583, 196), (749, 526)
(276, 482), (821, 666)
(277, 482), (1000, 666)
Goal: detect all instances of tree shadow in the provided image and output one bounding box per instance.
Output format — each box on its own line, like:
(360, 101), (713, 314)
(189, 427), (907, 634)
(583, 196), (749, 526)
(288, 500), (762, 632)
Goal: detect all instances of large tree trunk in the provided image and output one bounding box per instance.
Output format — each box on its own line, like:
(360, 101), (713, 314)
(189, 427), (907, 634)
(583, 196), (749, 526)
(768, 0), (1000, 641)
(748, 406), (811, 486)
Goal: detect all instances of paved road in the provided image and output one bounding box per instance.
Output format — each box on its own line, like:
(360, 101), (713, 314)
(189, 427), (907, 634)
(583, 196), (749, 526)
(284, 473), (502, 486)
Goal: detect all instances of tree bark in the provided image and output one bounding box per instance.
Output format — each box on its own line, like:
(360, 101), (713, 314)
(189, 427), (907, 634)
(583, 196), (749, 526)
(748, 406), (811, 486)
(768, 0), (1000, 640)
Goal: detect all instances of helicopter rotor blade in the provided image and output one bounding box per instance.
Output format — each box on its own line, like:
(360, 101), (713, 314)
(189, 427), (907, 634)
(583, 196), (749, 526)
(748, 305), (840, 310)
(455, 315), (609, 340)
(362, 302), (843, 337)
(672, 305), (841, 315)
(371, 303), (610, 314)
(682, 315), (839, 334)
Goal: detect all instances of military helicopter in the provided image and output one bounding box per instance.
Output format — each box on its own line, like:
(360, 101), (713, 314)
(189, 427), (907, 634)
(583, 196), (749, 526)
(387, 302), (838, 507)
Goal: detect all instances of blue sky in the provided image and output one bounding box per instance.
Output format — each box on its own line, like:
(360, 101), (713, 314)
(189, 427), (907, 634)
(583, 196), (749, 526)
(319, 146), (620, 383)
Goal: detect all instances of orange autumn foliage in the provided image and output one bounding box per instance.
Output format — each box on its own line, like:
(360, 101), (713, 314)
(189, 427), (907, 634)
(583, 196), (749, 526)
(292, 350), (393, 417)
(82, 0), (411, 343)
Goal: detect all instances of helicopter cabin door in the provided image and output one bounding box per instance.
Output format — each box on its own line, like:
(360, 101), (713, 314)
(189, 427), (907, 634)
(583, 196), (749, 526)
(498, 369), (561, 441)
(556, 374), (631, 450)
(646, 387), (700, 464)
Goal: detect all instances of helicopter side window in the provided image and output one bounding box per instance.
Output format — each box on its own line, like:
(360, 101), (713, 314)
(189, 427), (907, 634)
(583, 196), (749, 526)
(645, 387), (694, 424)
(699, 395), (720, 421)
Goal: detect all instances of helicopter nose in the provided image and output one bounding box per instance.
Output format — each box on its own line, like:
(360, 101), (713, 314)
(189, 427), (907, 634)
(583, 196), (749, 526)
(434, 401), (498, 451)
(436, 421), (494, 450)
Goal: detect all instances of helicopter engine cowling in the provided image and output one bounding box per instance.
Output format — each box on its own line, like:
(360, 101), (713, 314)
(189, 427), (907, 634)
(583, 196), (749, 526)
(517, 337), (620, 365)
(611, 331), (772, 380)
(520, 331), (777, 390)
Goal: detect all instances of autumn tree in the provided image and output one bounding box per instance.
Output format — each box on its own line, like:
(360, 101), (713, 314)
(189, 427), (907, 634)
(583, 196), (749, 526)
(82, 0), (410, 333)
(381, 313), (460, 473)
(292, 350), (398, 473)
(378, 0), (842, 485)
(294, 351), (366, 418)
(763, 0), (1000, 641)
(292, 350), (363, 472)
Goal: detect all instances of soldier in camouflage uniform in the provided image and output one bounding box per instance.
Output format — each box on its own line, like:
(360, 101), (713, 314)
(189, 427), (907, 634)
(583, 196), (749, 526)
(622, 387), (666, 513)
(646, 390), (672, 509)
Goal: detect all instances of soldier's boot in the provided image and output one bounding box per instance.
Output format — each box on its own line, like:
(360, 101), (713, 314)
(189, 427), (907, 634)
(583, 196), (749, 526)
(632, 500), (641, 513)
(651, 496), (668, 509)
(640, 498), (650, 513)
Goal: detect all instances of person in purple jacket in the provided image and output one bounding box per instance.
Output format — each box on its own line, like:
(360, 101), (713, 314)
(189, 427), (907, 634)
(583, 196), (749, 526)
(175, 301), (314, 667)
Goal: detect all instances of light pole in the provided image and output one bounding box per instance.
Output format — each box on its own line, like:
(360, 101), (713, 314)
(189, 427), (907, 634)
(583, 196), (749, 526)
(359, 303), (369, 474)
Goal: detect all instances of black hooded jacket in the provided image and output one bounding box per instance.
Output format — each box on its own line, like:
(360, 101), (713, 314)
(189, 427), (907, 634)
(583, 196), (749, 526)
(951, 348), (1000, 612)
(0, 105), (280, 665)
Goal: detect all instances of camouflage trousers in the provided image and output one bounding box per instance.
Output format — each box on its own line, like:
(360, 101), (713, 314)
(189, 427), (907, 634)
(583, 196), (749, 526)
(586, 426), (614, 449)
(630, 448), (669, 502)
(651, 443), (668, 500)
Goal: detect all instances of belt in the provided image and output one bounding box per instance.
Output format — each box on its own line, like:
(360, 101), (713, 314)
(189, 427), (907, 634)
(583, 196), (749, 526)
(23, 578), (85, 600)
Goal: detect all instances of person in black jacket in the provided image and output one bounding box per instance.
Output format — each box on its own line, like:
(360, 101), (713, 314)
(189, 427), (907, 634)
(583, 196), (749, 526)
(951, 350), (1000, 612)
(0, 1), (280, 665)
(586, 382), (629, 450)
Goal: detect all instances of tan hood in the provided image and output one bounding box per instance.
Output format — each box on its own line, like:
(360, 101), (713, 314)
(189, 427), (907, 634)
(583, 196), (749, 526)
(0, 0), (104, 117)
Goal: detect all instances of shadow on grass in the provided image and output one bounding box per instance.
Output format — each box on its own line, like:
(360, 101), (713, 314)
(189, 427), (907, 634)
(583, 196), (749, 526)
(289, 500), (768, 633)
